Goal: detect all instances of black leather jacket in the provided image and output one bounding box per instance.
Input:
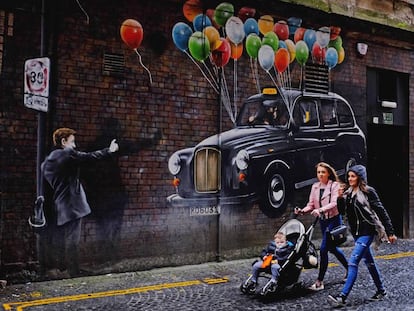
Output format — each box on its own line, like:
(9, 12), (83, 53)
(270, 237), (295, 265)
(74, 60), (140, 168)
(337, 186), (394, 237)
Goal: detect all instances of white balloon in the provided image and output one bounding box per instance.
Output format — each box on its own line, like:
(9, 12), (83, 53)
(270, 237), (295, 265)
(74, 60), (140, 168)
(316, 26), (330, 48)
(225, 16), (245, 45)
(258, 45), (275, 72)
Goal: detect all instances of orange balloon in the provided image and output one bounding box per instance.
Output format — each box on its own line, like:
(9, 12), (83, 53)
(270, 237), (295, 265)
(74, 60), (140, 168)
(120, 19), (143, 50)
(228, 39), (243, 60)
(183, 0), (203, 22)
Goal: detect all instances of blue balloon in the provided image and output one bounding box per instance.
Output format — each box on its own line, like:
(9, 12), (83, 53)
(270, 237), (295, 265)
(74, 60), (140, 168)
(304, 29), (316, 51)
(326, 47), (338, 69)
(244, 18), (259, 36)
(172, 22), (193, 52)
(287, 17), (302, 37)
(278, 40), (287, 50)
(193, 14), (212, 32)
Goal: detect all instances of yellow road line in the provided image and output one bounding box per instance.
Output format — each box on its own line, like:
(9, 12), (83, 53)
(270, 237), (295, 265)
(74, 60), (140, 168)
(3, 251), (413, 311)
(327, 250), (414, 267)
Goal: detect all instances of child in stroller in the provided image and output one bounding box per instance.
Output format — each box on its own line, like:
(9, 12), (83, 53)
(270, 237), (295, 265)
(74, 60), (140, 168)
(240, 218), (319, 297)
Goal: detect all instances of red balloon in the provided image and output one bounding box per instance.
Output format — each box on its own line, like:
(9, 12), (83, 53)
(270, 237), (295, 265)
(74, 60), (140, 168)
(294, 27), (306, 43)
(206, 8), (220, 29)
(120, 19), (143, 50)
(312, 42), (326, 64)
(237, 7), (256, 22)
(183, 0), (203, 22)
(274, 21), (289, 41)
(330, 26), (341, 40)
(274, 48), (290, 73)
(212, 38), (231, 67)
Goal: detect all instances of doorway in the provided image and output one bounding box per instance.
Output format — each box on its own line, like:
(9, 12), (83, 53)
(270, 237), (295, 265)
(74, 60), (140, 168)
(367, 124), (408, 237)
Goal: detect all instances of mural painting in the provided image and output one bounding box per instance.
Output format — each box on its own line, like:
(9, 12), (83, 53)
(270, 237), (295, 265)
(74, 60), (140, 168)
(166, 1), (366, 217)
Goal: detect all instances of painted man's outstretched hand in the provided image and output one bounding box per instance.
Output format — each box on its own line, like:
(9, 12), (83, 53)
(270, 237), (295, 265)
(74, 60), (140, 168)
(109, 139), (119, 153)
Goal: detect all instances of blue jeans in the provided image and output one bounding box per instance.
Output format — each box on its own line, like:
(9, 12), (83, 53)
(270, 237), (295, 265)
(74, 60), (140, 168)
(251, 260), (281, 282)
(318, 215), (348, 281)
(341, 235), (385, 297)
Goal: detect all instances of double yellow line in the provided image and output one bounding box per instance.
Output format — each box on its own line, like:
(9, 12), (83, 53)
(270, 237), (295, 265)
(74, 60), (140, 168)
(3, 251), (414, 310)
(2, 277), (229, 311)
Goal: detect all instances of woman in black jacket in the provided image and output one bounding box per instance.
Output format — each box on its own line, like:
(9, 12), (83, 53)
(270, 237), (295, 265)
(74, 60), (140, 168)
(328, 165), (397, 308)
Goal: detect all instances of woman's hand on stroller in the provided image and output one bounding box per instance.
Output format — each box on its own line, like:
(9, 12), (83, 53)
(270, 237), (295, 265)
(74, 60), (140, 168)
(311, 208), (322, 217)
(294, 207), (304, 215)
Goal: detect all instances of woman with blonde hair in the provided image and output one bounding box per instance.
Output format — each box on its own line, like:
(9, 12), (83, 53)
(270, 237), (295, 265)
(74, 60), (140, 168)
(295, 162), (348, 291)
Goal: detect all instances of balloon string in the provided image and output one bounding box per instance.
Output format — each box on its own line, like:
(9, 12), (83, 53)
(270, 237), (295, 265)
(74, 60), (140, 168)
(233, 59), (238, 119)
(250, 58), (260, 93)
(184, 51), (219, 94)
(221, 68), (235, 124)
(202, 60), (220, 91)
(134, 49), (153, 85)
(75, 0), (89, 24)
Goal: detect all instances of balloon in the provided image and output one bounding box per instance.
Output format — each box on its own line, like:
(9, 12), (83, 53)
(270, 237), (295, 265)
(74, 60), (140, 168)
(294, 27), (306, 43)
(329, 36), (343, 52)
(193, 14), (212, 31)
(304, 29), (316, 50)
(338, 46), (345, 64)
(287, 17), (302, 37)
(262, 31), (279, 51)
(183, 0), (203, 22)
(325, 47), (338, 69)
(258, 45), (275, 72)
(278, 40), (287, 50)
(204, 26), (221, 50)
(316, 26), (330, 48)
(330, 26), (341, 40)
(245, 33), (262, 58)
(238, 7), (256, 22)
(244, 18), (259, 36)
(285, 39), (296, 63)
(212, 38), (231, 67)
(225, 16), (245, 44)
(274, 48), (290, 73)
(295, 40), (309, 66)
(188, 31), (210, 61)
(258, 15), (274, 35)
(311, 42), (325, 64)
(274, 21), (289, 41)
(228, 39), (243, 60)
(172, 22), (193, 52)
(206, 9), (220, 29)
(214, 2), (234, 27)
(120, 19), (143, 50)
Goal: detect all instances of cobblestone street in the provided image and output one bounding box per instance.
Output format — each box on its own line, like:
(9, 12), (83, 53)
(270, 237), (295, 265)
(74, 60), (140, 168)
(1, 240), (413, 310)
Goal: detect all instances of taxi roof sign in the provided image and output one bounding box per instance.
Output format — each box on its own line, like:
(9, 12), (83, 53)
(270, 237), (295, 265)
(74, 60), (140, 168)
(262, 87), (277, 95)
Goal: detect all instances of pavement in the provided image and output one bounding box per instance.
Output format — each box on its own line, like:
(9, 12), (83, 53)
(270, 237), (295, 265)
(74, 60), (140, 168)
(1, 239), (413, 311)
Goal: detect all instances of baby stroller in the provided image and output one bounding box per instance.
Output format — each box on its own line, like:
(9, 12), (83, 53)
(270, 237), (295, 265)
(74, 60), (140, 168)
(240, 217), (319, 297)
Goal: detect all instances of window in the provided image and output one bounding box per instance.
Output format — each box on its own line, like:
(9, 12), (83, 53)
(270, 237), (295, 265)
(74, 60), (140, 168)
(320, 100), (338, 127)
(378, 70), (397, 102)
(336, 101), (354, 128)
(294, 99), (319, 127)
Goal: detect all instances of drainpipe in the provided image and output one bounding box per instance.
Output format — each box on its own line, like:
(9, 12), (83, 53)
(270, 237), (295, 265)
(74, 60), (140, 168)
(216, 63), (222, 262)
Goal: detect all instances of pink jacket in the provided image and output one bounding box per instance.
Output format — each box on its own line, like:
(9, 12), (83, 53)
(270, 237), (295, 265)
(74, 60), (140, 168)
(302, 180), (340, 219)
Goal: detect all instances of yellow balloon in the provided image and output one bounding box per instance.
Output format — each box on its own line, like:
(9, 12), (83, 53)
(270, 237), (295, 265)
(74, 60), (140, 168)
(203, 26), (222, 50)
(258, 15), (274, 35)
(285, 39), (296, 63)
(338, 46), (345, 64)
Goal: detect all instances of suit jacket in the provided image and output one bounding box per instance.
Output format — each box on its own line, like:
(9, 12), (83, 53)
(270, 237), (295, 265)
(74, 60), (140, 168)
(41, 147), (111, 226)
(302, 180), (340, 219)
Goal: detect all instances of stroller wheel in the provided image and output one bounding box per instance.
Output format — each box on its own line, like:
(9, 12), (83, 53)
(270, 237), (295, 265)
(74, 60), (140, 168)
(260, 280), (277, 296)
(240, 280), (256, 295)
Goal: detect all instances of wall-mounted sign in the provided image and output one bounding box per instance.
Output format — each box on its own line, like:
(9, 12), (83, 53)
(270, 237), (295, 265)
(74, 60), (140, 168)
(24, 57), (50, 112)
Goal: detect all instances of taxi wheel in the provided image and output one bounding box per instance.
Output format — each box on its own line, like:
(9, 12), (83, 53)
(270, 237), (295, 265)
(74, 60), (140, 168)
(259, 170), (290, 217)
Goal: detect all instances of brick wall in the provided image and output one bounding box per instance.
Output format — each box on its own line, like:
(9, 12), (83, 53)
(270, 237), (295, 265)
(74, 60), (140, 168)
(1, 0), (413, 279)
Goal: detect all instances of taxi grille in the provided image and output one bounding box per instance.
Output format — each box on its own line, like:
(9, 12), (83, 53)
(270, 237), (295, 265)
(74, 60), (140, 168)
(195, 148), (220, 192)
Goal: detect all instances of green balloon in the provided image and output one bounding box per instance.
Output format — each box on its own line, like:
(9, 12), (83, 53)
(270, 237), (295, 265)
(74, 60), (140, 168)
(245, 33), (262, 59)
(188, 31), (210, 62)
(295, 40), (309, 66)
(329, 36), (343, 52)
(214, 2), (234, 27)
(262, 31), (279, 51)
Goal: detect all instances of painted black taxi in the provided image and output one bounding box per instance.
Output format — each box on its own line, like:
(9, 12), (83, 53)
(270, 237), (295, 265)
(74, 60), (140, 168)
(167, 88), (366, 217)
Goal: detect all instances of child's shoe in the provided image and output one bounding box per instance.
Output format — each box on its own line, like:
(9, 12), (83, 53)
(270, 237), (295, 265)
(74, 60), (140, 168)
(308, 280), (324, 291)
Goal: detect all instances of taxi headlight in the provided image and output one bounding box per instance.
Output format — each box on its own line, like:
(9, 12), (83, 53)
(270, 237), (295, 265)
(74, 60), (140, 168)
(236, 149), (249, 170)
(168, 153), (181, 175)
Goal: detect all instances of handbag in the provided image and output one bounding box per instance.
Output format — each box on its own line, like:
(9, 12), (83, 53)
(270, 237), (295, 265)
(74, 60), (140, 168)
(328, 224), (348, 246)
